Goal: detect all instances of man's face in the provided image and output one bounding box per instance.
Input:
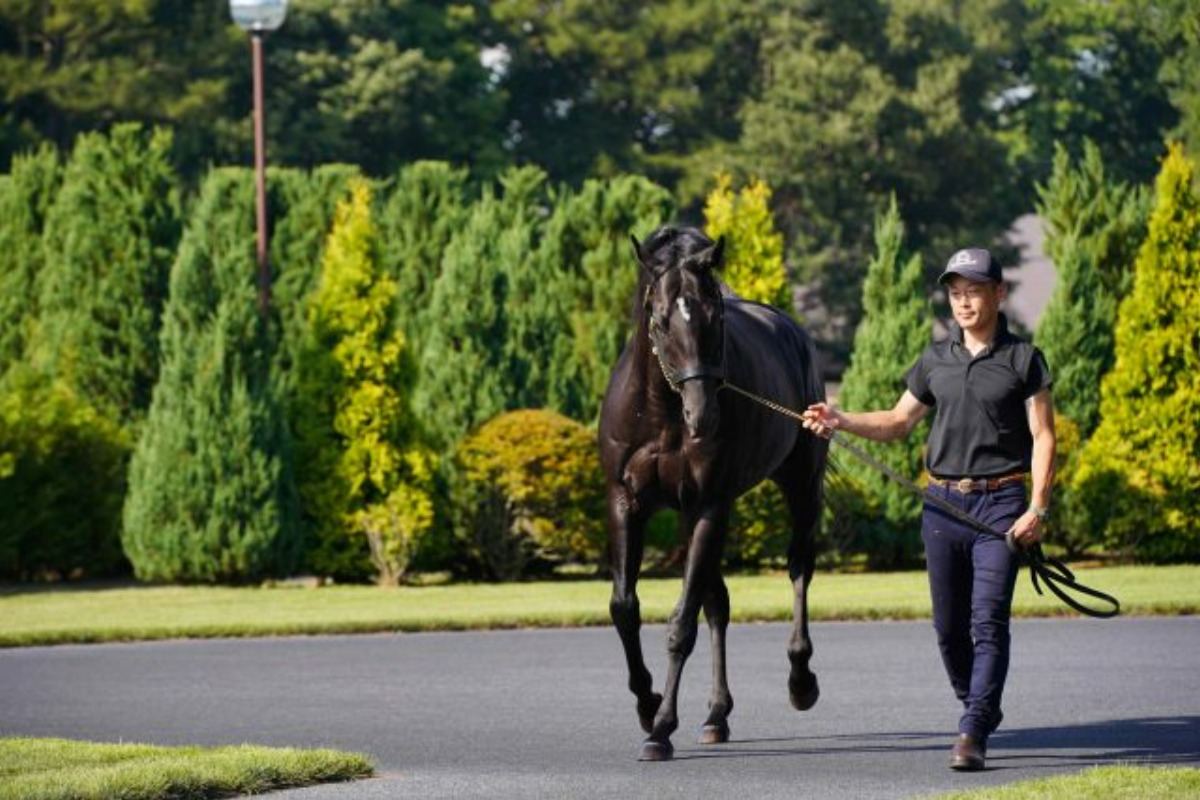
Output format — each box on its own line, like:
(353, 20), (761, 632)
(946, 275), (1005, 334)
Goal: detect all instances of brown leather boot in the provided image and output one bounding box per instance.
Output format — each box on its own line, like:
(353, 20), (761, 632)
(950, 733), (986, 771)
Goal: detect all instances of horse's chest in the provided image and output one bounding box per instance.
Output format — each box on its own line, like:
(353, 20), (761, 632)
(654, 448), (689, 489)
(621, 436), (717, 510)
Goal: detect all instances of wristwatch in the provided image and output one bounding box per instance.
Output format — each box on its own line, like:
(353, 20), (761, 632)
(1030, 504), (1050, 523)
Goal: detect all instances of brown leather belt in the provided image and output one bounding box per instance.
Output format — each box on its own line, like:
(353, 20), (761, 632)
(927, 472), (1026, 494)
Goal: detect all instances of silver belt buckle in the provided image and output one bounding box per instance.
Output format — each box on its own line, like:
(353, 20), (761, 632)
(957, 477), (976, 493)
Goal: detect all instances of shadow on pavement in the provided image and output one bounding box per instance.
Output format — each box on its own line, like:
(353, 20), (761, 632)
(670, 716), (1200, 767)
(989, 715), (1200, 768)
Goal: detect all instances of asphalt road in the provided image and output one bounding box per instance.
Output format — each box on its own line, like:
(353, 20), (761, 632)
(2, 617), (1197, 799)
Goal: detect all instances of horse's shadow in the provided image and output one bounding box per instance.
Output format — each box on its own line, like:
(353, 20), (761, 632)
(670, 715), (1200, 769)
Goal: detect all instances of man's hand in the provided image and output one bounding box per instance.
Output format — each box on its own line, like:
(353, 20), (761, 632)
(802, 402), (841, 439)
(1007, 510), (1044, 550)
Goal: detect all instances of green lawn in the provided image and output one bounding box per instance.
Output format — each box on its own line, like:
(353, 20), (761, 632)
(1, 565), (1194, 647)
(0, 737), (372, 800)
(930, 765), (1200, 799)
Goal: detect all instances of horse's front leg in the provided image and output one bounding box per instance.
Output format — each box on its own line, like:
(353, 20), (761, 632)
(607, 486), (661, 733)
(641, 505), (728, 761)
(699, 571), (733, 744)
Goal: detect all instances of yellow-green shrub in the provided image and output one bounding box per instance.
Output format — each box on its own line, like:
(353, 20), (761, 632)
(455, 409), (604, 578)
(703, 173), (791, 310)
(294, 178), (435, 584)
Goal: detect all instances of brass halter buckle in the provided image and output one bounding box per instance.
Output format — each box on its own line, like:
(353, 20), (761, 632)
(957, 477), (976, 493)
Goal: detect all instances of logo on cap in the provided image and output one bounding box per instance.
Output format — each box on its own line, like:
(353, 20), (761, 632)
(948, 250), (978, 268)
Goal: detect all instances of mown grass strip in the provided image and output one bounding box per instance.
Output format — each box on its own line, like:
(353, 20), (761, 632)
(929, 764), (1200, 799)
(0, 737), (373, 800)
(0, 565), (1195, 648)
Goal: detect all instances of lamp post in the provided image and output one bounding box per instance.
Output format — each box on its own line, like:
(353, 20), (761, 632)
(230, 0), (289, 319)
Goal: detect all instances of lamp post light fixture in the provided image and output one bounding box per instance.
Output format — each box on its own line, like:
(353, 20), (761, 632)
(230, 0), (289, 318)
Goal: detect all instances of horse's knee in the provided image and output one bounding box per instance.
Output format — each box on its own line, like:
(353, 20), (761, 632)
(610, 593), (641, 630)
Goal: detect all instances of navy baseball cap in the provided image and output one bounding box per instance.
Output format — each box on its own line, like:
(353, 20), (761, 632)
(938, 248), (1002, 284)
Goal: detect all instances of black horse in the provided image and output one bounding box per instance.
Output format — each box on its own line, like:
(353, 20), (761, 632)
(599, 226), (829, 761)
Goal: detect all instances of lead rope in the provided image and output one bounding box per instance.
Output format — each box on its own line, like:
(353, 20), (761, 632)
(720, 381), (1120, 619)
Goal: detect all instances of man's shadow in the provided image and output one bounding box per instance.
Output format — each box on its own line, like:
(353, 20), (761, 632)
(986, 715), (1200, 769)
(671, 716), (1200, 767)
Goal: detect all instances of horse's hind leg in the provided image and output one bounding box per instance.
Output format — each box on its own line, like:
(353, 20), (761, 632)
(778, 456), (825, 712)
(699, 571), (733, 744)
(607, 487), (661, 733)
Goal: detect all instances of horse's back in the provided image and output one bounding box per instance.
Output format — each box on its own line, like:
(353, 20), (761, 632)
(717, 299), (825, 496)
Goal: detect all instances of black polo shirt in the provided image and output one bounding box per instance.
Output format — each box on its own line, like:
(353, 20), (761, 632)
(905, 314), (1051, 478)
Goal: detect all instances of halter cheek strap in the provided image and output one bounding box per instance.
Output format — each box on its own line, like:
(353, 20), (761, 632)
(646, 302), (725, 393)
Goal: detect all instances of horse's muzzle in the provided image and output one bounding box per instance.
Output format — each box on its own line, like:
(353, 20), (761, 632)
(681, 382), (720, 439)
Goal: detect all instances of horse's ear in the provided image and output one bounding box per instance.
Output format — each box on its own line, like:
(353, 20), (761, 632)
(709, 236), (726, 270)
(689, 236), (725, 273)
(632, 234), (661, 279)
(630, 235), (645, 265)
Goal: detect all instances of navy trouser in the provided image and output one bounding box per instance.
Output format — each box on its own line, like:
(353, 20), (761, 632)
(922, 481), (1024, 741)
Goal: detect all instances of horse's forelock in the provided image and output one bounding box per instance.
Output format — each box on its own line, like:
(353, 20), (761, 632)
(642, 226), (715, 271)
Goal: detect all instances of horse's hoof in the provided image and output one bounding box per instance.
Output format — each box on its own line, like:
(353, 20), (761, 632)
(639, 739), (674, 762)
(699, 723), (730, 745)
(638, 693), (663, 734)
(789, 675), (820, 711)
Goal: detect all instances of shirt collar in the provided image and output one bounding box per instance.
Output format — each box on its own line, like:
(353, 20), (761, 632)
(949, 312), (1011, 352)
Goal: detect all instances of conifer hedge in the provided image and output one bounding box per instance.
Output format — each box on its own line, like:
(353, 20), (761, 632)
(1074, 144), (1200, 562)
(30, 124), (181, 428)
(833, 198), (930, 566)
(1036, 141), (1149, 438)
(122, 168), (301, 583)
(0, 145), (60, 375)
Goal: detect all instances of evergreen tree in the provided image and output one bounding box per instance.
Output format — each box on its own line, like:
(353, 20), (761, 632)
(122, 168), (300, 583)
(30, 124), (181, 428)
(536, 175), (674, 421)
(835, 197), (930, 566)
(268, 164), (362, 394)
(0, 144), (59, 374)
(1035, 141), (1149, 437)
(702, 173), (790, 310)
(414, 166), (548, 451)
(1075, 144), (1200, 562)
(377, 161), (471, 346)
(293, 179), (434, 583)
(727, 1), (1025, 352)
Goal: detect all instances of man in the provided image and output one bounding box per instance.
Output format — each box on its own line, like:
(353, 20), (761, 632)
(801, 247), (1055, 771)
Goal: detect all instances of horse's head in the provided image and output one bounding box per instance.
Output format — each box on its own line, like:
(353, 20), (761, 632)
(632, 227), (726, 439)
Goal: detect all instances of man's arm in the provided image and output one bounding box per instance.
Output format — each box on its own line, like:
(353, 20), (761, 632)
(801, 390), (930, 443)
(1009, 387), (1056, 547)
